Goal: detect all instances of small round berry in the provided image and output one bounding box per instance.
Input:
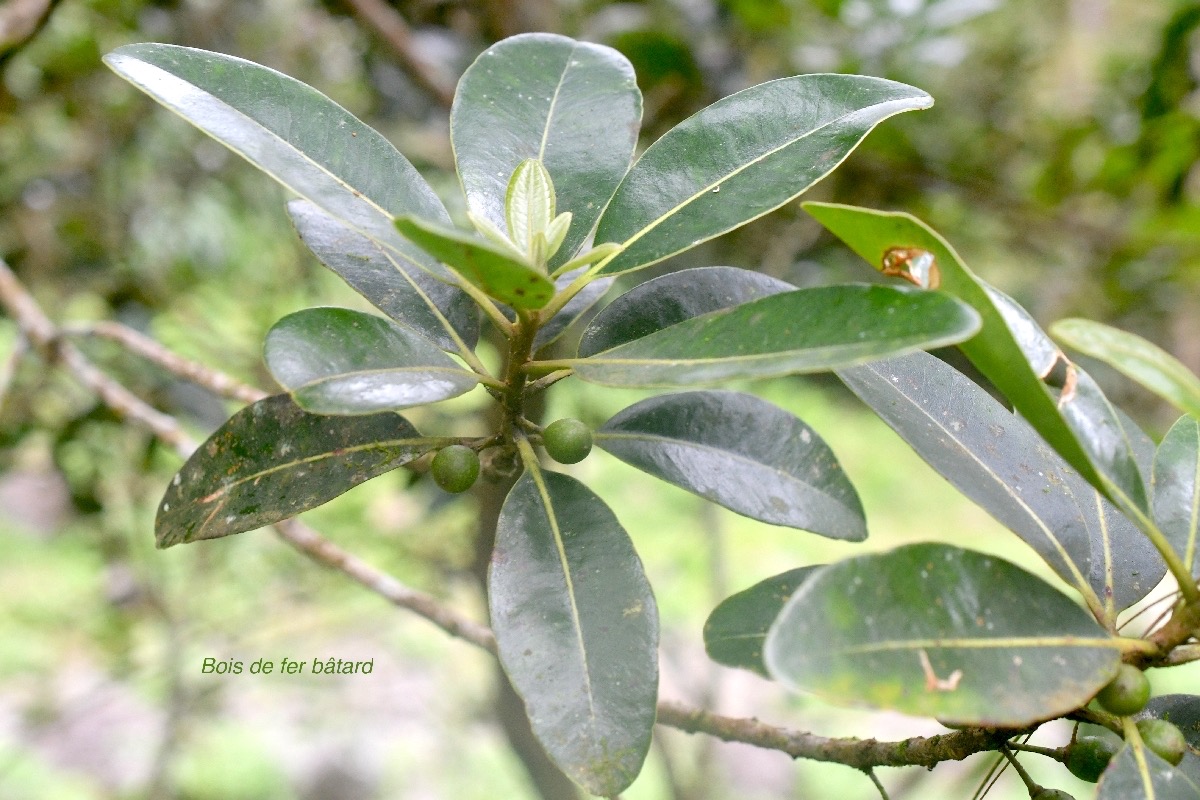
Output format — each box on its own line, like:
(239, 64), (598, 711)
(1031, 789), (1076, 800)
(542, 418), (593, 464)
(431, 445), (480, 493)
(1096, 664), (1151, 716)
(1137, 718), (1187, 766)
(1065, 736), (1119, 783)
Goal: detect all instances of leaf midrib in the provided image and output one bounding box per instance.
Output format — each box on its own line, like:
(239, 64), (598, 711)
(611, 87), (923, 256)
(525, 467), (598, 724)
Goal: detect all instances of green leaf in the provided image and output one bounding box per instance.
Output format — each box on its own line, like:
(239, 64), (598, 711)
(804, 202), (1147, 513)
(597, 390), (865, 538)
(452, 33), (641, 269)
(103, 44), (452, 280)
(156, 395), (436, 547)
(569, 284), (981, 387)
(594, 75), (932, 275)
(533, 267), (614, 352)
(506, 158), (556, 256)
(763, 543), (1123, 727)
(703, 567), (823, 677)
(838, 352), (1165, 621)
(577, 266), (795, 358)
(1098, 744), (1200, 799)
(490, 468), (658, 796)
(287, 200), (479, 352)
(1154, 416), (1200, 576)
(394, 216), (555, 310)
(263, 307), (481, 414)
(1052, 318), (1200, 420)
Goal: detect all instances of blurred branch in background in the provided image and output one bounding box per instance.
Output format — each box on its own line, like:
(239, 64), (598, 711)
(337, 0), (455, 108)
(0, 0), (59, 61)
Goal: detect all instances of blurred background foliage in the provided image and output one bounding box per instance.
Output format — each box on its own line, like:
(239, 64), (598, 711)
(0, 0), (1198, 798)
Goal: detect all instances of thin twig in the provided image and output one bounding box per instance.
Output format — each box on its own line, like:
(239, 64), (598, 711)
(61, 321), (267, 404)
(865, 767), (890, 800)
(998, 745), (1037, 793)
(337, 0), (456, 108)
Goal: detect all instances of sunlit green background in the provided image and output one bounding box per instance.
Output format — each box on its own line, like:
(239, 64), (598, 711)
(1, 0), (1198, 798)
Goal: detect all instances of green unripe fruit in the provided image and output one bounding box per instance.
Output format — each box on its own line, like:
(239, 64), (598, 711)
(1065, 736), (1120, 783)
(1031, 790), (1076, 800)
(431, 445), (479, 493)
(542, 418), (593, 464)
(1096, 664), (1150, 716)
(1137, 718), (1187, 766)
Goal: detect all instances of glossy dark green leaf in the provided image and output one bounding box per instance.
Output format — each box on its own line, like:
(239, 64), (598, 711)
(490, 468), (658, 796)
(805, 202), (1147, 515)
(394, 216), (554, 310)
(104, 45), (452, 280)
(533, 267), (614, 352)
(838, 352), (1165, 621)
(763, 543), (1122, 726)
(452, 33), (641, 269)
(156, 395), (437, 547)
(703, 567), (823, 677)
(1154, 416), (1200, 577)
(287, 200), (479, 352)
(577, 266), (794, 358)
(264, 307), (480, 414)
(1053, 318), (1200, 420)
(569, 284), (980, 387)
(596, 391), (865, 538)
(1098, 744), (1200, 799)
(594, 75), (931, 275)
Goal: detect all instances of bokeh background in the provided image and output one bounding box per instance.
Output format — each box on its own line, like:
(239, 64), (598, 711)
(1, 0), (1198, 798)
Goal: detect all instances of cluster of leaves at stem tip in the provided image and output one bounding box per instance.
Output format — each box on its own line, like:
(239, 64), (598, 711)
(104, 31), (1200, 799)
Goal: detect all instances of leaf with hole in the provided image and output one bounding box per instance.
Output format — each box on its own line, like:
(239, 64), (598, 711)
(577, 266), (795, 358)
(704, 567), (823, 676)
(287, 200), (479, 352)
(595, 74), (932, 275)
(104, 44), (452, 281)
(452, 33), (641, 270)
(597, 390), (865, 538)
(838, 352), (1165, 622)
(763, 542), (1123, 726)
(490, 468), (658, 796)
(395, 215), (555, 310)
(569, 284), (980, 387)
(804, 203), (1147, 512)
(156, 395), (437, 547)
(264, 307), (481, 414)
